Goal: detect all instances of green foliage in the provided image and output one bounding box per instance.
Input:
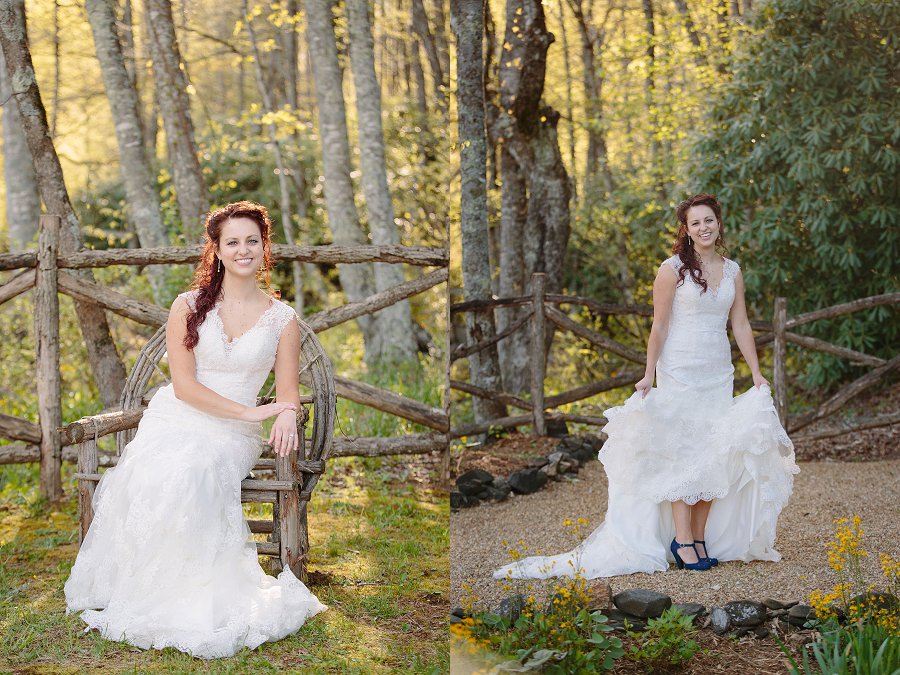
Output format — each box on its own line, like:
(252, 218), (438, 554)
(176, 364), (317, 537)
(626, 607), (703, 670)
(778, 618), (900, 675)
(455, 576), (625, 673)
(0, 457), (448, 672)
(690, 0), (900, 388)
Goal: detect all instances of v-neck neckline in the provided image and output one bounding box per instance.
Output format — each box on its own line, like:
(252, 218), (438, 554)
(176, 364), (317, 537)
(214, 297), (276, 345)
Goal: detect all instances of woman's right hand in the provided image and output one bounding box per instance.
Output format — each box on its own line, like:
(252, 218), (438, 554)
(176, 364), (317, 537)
(240, 402), (297, 423)
(635, 375), (654, 399)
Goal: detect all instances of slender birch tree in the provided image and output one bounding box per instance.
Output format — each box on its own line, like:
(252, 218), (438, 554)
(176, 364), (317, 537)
(84, 0), (170, 301)
(0, 0), (127, 404)
(144, 0), (209, 241)
(452, 0), (507, 422)
(347, 0), (418, 362)
(0, 46), (40, 250)
(305, 0), (382, 362)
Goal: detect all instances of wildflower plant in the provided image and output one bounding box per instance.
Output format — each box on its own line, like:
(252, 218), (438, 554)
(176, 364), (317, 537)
(780, 515), (900, 675)
(808, 516), (900, 632)
(453, 518), (625, 672)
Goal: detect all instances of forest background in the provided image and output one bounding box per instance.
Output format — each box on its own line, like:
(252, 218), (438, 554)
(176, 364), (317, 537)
(450, 0), (899, 427)
(0, 0), (449, 669)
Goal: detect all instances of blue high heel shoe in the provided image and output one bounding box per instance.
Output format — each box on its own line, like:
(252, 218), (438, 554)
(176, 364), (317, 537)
(670, 538), (712, 571)
(694, 540), (719, 567)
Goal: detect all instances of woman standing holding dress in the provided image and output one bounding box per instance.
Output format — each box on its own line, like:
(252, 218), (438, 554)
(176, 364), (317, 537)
(495, 193), (799, 580)
(65, 201), (326, 658)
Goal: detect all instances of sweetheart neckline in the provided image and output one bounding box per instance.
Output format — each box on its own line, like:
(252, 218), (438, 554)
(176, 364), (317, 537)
(212, 299), (277, 345)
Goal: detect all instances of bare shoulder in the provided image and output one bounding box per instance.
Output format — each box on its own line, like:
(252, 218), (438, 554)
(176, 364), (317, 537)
(656, 258), (679, 285)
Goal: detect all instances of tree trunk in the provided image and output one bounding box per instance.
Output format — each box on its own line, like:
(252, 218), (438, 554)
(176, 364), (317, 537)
(84, 0), (170, 301)
(346, 0), (418, 362)
(496, 147), (530, 394)
(0, 0), (127, 405)
(50, 0), (60, 136)
(452, 0), (507, 422)
(556, 0), (576, 197)
(0, 46), (40, 250)
(304, 0), (380, 361)
(410, 0), (447, 113)
(489, 0), (571, 395)
(244, 0), (304, 314)
(144, 0), (209, 241)
(641, 0), (659, 167)
(672, 0), (707, 67)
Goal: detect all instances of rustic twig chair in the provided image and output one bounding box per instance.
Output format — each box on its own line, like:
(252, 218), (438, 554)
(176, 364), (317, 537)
(70, 316), (335, 583)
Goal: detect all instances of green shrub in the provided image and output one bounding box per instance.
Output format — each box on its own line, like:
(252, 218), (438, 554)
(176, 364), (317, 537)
(627, 607), (703, 670)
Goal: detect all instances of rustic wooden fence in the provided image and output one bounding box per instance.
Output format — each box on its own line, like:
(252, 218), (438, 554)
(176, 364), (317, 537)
(0, 215), (450, 498)
(450, 272), (900, 442)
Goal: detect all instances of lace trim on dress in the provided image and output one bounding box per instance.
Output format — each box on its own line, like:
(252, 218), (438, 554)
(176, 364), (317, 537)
(210, 298), (296, 357)
(665, 256), (739, 297)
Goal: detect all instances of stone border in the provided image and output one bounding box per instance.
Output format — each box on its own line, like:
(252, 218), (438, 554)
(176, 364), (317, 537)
(452, 584), (832, 641)
(451, 435), (603, 510)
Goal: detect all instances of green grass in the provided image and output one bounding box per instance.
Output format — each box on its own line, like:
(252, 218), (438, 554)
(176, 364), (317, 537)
(0, 457), (449, 673)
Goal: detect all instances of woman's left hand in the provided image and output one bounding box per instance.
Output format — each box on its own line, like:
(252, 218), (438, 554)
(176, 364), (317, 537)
(753, 372), (769, 389)
(269, 409), (299, 457)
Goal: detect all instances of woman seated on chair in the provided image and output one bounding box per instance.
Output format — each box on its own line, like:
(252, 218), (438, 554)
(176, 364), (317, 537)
(64, 201), (326, 659)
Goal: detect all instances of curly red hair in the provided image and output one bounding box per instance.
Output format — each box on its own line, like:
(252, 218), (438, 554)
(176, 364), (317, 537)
(672, 193), (728, 293)
(183, 201), (274, 350)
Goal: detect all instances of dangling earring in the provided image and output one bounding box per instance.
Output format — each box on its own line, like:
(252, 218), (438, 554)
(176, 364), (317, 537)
(217, 258), (222, 274)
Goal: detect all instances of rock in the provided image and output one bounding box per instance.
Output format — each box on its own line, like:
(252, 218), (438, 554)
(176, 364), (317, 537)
(557, 436), (597, 463)
(456, 469), (494, 496)
(733, 626), (752, 638)
(546, 418), (569, 437)
(710, 607), (731, 634)
(763, 598), (799, 611)
(785, 604), (816, 627)
(607, 609), (646, 632)
(788, 632), (814, 645)
(753, 626), (770, 639)
(450, 491), (480, 509)
(586, 582), (613, 612)
(558, 457), (580, 473)
(673, 603), (707, 621)
(539, 461), (559, 478)
(724, 600), (768, 627)
(450, 607), (467, 619)
(613, 589), (672, 618)
(450, 613), (463, 625)
(583, 434), (603, 449)
(526, 457), (550, 469)
(508, 468), (549, 495)
(558, 435), (582, 450)
(495, 594), (526, 623)
(484, 478), (512, 502)
(767, 608), (790, 618)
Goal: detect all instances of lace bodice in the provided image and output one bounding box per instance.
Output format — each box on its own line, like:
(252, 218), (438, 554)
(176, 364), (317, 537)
(664, 256), (740, 334)
(178, 291), (298, 407)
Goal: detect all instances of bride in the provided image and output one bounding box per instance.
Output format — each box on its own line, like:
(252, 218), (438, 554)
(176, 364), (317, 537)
(495, 193), (799, 580)
(64, 201), (326, 658)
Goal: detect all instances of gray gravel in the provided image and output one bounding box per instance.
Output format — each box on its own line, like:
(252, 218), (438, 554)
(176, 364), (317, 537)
(451, 459), (900, 611)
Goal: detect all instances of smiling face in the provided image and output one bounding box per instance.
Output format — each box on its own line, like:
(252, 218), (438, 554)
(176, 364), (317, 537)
(216, 217), (264, 277)
(685, 204), (721, 252)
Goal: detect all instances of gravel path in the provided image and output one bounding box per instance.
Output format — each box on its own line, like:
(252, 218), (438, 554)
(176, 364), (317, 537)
(451, 459), (900, 610)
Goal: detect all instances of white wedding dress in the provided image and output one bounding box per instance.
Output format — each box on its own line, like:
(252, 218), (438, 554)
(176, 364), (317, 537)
(495, 257), (799, 580)
(64, 291), (326, 658)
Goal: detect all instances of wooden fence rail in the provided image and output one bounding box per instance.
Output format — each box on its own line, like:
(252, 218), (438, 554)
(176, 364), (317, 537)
(451, 272), (899, 445)
(0, 216), (450, 497)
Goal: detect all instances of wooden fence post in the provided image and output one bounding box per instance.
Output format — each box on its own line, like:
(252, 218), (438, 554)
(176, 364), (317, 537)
(773, 296), (788, 427)
(77, 436), (98, 542)
(276, 417), (307, 582)
(35, 215), (62, 500)
(530, 273), (547, 437)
